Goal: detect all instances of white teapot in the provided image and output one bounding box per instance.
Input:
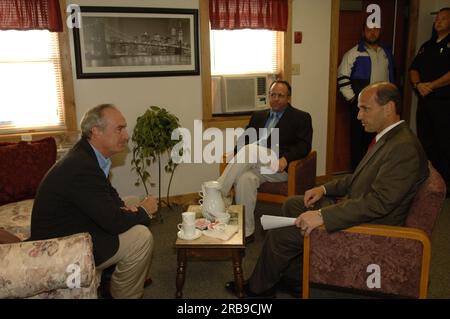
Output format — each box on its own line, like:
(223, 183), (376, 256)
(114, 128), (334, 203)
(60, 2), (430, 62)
(199, 181), (226, 221)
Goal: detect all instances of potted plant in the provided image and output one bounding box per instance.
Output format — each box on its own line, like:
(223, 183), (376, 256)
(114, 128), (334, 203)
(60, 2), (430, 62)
(131, 106), (182, 221)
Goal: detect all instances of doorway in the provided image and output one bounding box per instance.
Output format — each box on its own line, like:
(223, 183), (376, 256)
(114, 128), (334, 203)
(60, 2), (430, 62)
(328, 0), (419, 175)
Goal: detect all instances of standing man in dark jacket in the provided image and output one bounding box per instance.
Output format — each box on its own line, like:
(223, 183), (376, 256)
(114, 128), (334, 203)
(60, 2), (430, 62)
(410, 7), (450, 197)
(30, 104), (158, 299)
(338, 22), (396, 170)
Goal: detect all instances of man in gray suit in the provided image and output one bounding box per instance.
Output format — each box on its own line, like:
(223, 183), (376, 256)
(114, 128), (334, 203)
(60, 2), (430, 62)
(226, 82), (429, 298)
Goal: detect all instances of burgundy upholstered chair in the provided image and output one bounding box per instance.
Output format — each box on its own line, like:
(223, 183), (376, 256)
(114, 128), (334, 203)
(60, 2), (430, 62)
(302, 162), (446, 299)
(219, 151), (317, 204)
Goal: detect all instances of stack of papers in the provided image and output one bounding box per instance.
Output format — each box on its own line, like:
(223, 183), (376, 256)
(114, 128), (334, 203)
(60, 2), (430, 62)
(260, 215), (296, 230)
(202, 225), (238, 241)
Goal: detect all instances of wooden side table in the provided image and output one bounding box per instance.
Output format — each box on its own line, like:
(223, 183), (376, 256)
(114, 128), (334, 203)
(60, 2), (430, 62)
(174, 205), (245, 298)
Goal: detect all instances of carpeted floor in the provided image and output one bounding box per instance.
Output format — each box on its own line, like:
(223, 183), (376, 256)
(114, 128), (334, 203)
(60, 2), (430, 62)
(142, 198), (450, 299)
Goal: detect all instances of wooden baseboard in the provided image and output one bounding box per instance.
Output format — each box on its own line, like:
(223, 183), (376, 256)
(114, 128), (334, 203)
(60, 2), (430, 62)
(160, 193), (200, 207)
(162, 175), (331, 206)
(316, 175), (330, 186)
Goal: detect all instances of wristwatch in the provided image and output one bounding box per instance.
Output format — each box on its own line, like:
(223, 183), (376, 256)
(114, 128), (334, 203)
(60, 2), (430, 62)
(413, 82), (420, 89)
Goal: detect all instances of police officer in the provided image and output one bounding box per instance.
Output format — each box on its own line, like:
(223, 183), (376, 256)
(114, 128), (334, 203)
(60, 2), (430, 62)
(410, 7), (450, 196)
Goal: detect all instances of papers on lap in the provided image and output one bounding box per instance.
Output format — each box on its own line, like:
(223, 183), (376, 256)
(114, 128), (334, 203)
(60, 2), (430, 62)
(260, 215), (296, 230)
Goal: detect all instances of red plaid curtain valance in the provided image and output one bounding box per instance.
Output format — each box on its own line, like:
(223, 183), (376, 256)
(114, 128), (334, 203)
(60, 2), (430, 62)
(209, 0), (288, 31)
(0, 0), (62, 32)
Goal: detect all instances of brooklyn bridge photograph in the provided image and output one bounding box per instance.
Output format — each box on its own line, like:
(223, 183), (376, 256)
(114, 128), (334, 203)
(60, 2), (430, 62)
(72, 7), (199, 78)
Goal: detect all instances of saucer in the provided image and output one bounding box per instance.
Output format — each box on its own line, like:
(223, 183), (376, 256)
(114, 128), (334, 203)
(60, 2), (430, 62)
(177, 229), (202, 241)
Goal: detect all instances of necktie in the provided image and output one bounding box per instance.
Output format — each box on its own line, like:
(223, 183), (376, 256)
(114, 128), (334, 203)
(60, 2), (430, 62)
(367, 137), (377, 152)
(266, 113), (278, 131)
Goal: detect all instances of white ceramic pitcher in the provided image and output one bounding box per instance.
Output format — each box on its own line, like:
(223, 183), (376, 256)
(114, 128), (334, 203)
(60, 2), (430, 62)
(199, 181), (225, 221)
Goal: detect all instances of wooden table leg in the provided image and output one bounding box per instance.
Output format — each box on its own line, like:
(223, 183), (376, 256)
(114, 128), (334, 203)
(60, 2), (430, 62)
(231, 249), (245, 298)
(176, 248), (187, 298)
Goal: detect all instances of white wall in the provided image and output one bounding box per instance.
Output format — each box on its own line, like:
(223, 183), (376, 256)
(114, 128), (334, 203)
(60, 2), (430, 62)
(70, 0), (217, 199)
(69, 0), (334, 198)
(290, 0), (332, 177)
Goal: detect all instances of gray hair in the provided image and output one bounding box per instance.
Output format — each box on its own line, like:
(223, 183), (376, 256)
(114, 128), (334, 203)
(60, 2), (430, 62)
(80, 104), (116, 139)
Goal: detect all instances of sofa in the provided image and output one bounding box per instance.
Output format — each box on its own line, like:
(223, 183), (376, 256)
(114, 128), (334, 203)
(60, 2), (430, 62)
(0, 138), (97, 299)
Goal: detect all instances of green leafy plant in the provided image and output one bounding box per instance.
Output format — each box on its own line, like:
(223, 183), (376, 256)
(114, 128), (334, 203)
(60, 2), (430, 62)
(131, 106), (182, 217)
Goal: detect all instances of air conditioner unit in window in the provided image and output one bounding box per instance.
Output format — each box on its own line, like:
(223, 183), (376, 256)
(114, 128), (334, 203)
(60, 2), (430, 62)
(220, 74), (271, 114)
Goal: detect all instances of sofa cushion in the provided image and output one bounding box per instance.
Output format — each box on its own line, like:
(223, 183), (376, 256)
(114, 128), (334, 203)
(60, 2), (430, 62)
(0, 229), (21, 244)
(0, 137), (56, 206)
(0, 199), (34, 240)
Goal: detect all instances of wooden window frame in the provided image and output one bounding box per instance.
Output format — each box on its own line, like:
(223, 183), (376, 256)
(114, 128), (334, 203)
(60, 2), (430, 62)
(0, 0), (78, 143)
(199, 0), (292, 129)
(325, 0), (419, 176)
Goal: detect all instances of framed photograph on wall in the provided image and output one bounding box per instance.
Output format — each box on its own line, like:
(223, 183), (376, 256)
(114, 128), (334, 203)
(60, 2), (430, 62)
(72, 6), (199, 78)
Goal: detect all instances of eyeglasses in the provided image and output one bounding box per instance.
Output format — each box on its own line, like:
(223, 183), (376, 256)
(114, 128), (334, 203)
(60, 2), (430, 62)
(269, 92), (288, 99)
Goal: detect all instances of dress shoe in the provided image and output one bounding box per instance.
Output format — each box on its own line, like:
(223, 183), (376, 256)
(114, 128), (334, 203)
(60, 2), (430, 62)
(276, 276), (303, 298)
(97, 281), (113, 299)
(245, 234), (255, 244)
(276, 280), (302, 298)
(225, 280), (276, 299)
(144, 277), (152, 288)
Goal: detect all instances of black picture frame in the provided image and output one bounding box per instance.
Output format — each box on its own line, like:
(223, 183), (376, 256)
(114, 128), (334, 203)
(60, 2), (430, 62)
(72, 6), (199, 79)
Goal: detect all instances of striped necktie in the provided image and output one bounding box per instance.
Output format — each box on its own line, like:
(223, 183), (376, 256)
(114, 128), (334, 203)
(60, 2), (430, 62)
(266, 113), (278, 131)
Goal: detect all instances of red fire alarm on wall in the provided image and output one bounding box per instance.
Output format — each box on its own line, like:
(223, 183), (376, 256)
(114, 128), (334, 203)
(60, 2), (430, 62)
(294, 31), (302, 44)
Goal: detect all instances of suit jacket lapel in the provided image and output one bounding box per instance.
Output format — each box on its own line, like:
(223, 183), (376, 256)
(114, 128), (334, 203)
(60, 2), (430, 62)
(351, 138), (385, 183)
(274, 104), (291, 129)
(350, 122), (406, 183)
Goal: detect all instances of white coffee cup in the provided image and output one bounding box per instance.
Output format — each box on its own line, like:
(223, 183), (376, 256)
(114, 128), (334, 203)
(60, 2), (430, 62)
(177, 222), (196, 238)
(181, 211), (196, 224)
(215, 212), (230, 224)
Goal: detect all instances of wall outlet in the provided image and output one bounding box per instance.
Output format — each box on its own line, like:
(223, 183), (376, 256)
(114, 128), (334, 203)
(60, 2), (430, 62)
(21, 134), (32, 141)
(292, 64), (300, 75)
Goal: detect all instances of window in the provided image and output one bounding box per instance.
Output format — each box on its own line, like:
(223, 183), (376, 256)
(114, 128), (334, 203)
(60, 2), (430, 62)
(210, 29), (281, 75)
(199, 0), (291, 127)
(0, 30), (65, 134)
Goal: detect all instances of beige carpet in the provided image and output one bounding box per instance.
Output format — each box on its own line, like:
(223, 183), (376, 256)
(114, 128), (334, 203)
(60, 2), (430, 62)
(142, 198), (450, 299)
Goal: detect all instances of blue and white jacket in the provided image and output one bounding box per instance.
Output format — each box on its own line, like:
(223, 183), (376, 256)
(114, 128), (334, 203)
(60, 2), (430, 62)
(338, 41), (395, 102)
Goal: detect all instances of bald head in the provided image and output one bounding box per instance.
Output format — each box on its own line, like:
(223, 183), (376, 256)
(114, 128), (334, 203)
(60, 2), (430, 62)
(357, 82), (402, 134)
(369, 82), (402, 115)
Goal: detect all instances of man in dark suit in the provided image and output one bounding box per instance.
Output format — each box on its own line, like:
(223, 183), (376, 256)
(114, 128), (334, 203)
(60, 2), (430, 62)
(217, 80), (312, 242)
(30, 104), (158, 299)
(226, 82), (428, 298)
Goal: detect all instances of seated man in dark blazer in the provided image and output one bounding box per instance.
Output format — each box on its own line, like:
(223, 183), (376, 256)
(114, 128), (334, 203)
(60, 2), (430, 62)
(226, 82), (429, 298)
(217, 80), (313, 243)
(30, 104), (157, 299)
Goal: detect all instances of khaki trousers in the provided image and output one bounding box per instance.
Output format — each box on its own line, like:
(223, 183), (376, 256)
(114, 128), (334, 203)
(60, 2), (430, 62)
(217, 144), (288, 236)
(97, 225), (154, 299)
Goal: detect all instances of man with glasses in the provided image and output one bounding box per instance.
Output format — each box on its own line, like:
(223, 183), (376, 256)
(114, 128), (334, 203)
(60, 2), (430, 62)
(217, 80), (312, 243)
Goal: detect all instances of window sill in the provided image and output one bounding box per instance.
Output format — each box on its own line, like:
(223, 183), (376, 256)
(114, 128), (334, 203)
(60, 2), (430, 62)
(0, 130), (80, 144)
(203, 116), (250, 129)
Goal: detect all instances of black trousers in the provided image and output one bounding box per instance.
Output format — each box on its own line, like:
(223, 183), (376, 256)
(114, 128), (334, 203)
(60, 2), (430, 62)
(248, 196), (335, 293)
(350, 101), (376, 170)
(416, 98), (450, 189)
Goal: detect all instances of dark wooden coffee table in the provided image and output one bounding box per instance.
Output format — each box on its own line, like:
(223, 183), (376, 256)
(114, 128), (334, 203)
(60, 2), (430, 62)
(175, 205), (245, 298)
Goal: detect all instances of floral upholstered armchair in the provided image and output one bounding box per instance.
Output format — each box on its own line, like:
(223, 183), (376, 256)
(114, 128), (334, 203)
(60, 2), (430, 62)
(0, 232), (97, 299)
(0, 138), (97, 299)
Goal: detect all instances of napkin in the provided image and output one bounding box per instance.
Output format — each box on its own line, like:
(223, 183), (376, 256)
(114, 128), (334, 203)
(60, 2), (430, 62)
(202, 225), (239, 241)
(260, 215), (296, 230)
